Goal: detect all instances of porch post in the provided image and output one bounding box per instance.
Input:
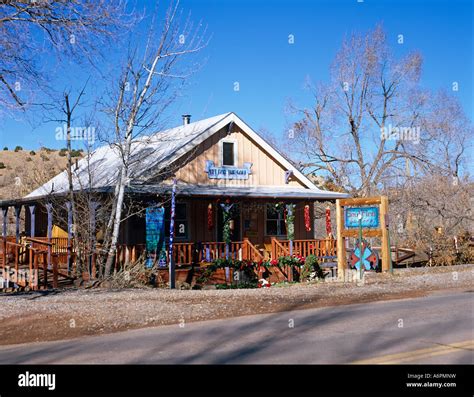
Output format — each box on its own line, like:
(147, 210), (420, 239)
(380, 195), (391, 273)
(286, 204), (295, 256)
(220, 202), (234, 259)
(28, 205), (36, 238)
(286, 204), (295, 282)
(14, 206), (21, 243)
(168, 178), (177, 289)
(46, 203), (53, 269)
(2, 207), (8, 266)
(65, 201), (73, 274)
(220, 202), (234, 284)
(2, 207), (8, 237)
(336, 199), (347, 281)
(89, 201), (99, 278)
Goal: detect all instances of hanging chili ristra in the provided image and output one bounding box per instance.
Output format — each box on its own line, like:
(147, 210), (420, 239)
(325, 206), (332, 236)
(304, 204), (312, 232)
(207, 203), (213, 231)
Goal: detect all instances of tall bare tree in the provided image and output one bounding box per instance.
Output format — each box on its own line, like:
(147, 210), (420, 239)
(40, 82), (92, 274)
(0, 0), (131, 111)
(288, 25), (452, 196)
(102, 1), (208, 276)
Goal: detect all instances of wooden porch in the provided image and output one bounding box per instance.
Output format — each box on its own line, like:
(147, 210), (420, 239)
(0, 236), (75, 290)
(112, 237), (337, 267)
(0, 235), (338, 290)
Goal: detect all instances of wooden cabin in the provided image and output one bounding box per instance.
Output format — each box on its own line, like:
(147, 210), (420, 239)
(0, 113), (348, 280)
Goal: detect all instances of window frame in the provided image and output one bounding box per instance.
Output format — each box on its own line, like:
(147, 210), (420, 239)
(264, 203), (287, 237)
(219, 138), (238, 167)
(165, 201), (189, 241)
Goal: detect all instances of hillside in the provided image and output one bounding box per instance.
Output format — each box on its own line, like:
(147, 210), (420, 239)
(0, 148), (82, 201)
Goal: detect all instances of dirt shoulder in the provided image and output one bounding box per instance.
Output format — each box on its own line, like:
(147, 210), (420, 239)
(0, 265), (472, 346)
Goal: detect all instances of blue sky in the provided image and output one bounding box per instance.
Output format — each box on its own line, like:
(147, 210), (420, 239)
(0, 0), (472, 151)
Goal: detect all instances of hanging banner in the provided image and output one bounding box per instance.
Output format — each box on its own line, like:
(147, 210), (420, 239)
(146, 207), (166, 268)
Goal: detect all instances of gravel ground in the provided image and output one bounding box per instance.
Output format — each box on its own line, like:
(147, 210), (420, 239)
(0, 264), (472, 345)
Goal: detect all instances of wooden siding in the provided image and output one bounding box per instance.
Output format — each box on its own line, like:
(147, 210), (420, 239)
(169, 125), (305, 187)
(25, 203), (48, 237)
(119, 122), (317, 247)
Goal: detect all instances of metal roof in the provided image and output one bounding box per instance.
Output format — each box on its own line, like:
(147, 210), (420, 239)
(17, 112), (350, 202)
(24, 113), (232, 199)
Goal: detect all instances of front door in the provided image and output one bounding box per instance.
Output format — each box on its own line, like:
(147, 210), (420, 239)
(217, 203), (241, 242)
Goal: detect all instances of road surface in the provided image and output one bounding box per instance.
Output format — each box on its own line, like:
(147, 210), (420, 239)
(0, 289), (472, 364)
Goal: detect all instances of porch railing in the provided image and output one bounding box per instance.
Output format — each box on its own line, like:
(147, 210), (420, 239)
(1, 236), (335, 285)
(197, 239), (264, 263)
(0, 237), (61, 290)
(271, 238), (337, 259)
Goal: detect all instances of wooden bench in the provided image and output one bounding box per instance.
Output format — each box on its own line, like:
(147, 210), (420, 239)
(317, 255), (338, 277)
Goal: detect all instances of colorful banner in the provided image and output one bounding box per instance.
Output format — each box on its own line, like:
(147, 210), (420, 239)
(146, 207), (166, 268)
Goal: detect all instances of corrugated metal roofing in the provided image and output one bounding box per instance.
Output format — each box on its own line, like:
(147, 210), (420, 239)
(22, 112), (349, 201)
(25, 113), (231, 199)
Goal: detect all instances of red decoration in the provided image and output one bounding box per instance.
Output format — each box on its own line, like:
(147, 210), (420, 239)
(325, 206), (332, 236)
(207, 203), (213, 231)
(304, 204), (311, 232)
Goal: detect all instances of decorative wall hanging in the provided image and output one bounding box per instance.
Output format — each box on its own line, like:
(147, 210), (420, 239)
(304, 204), (312, 232)
(325, 206), (332, 236)
(350, 238), (379, 271)
(285, 204), (295, 241)
(220, 202), (234, 245)
(207, 203), (213, 231)
(146, 206), (166, 268)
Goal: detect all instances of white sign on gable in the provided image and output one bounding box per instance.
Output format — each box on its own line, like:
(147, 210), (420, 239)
(205, 160), (252, 180)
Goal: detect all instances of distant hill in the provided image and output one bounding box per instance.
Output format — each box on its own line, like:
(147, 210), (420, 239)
(0, 148), (83, 201)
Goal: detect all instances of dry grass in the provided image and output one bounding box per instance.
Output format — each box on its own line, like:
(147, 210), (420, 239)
(0, 148), (80, 200)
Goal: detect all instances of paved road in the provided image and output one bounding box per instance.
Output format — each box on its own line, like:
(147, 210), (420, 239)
(0, 290), (472, 364)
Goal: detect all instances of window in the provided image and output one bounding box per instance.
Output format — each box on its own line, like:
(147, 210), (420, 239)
(222, 142), (235, 166)
(265, 204), (287, 236)
(165, 202), (188, 240)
